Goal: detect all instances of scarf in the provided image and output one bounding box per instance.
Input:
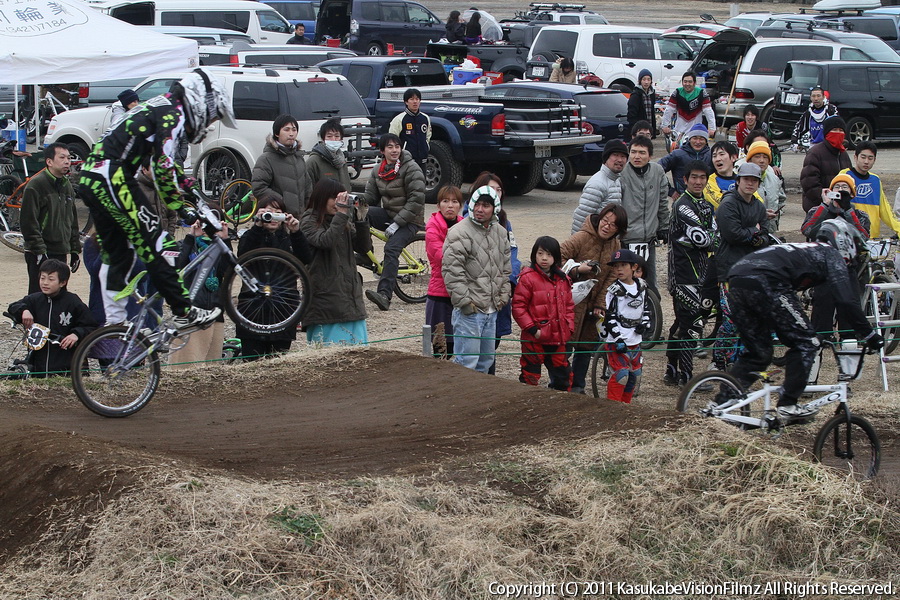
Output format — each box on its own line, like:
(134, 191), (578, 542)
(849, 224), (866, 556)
(809, 101), (830, 123)
(313, 141), (346, 168)
(378, 157), (401, 181)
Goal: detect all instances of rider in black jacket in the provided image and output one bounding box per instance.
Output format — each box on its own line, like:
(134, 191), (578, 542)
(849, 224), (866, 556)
(725, 220), (883, 418)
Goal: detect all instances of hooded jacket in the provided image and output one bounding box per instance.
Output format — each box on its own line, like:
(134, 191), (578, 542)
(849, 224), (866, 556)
(657, 124), (712, 195)
(8, 288), (97, 377)
(560, 213), (620, 343)
(20, 168), (81, 255)
(425, 211), (462, 297)
(362, 150), (425, 227)
(571, 164), (622, 235)
(714, 187), (769, 281)
(306, 141), (352, 191)
(441, 187), (512, 312)
(800, 141), (851, 213)
(299, 208), (367, 327)
(626, 73), (657, 137)
(619, 161), (670, 244)
(251, 134), (312, 217)
(512, 266), (575, 345)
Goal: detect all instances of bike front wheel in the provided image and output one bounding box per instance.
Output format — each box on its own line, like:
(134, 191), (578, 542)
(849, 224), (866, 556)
(222, 247), (310, 334)
(0, 231), (25, 253)
(813, 413), (880, 480)
(71, 325), (160, 418)
(393, 232), (429, 304)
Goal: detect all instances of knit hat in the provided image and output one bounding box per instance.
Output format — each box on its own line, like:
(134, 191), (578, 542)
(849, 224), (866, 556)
(745, 140), (771, 161)
(686, 123), (709, 141)
(467, 185), (501, 223)
(638, 68), (652, 83)
(823, 116), (847, 135)
(829, 173), (856, 197)
(736, 162), (762, 180)
(601, 139), (628, 163)
(117, 89), (139, 106)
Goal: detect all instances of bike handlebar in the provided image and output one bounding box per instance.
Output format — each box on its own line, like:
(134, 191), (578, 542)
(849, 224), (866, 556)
(190, 188), (224, 234)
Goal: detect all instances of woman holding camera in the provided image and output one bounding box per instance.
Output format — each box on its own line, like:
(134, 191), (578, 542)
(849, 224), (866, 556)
(236, 196), (311, 360)
(251, 114), (312, 217)
(299, 178), (368, 346)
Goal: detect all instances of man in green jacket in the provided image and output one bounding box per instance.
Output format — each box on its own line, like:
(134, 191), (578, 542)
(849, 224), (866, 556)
(20, 142), (81, 294)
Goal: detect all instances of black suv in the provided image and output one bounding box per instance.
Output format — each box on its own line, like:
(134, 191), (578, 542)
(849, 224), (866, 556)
(770, 60), (900, 144)
(315, 0), (444, 55)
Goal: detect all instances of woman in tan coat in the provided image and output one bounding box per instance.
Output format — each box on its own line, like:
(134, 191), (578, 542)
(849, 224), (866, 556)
(561, 203), (628, 393)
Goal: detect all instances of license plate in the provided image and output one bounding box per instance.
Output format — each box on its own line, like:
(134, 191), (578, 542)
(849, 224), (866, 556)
(535, 145), (550, 158)
(531, 66), (546, 77)
(783, 92), (801, 106)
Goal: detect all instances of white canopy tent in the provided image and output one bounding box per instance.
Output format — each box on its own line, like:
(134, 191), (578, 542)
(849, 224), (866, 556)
(0, 0), (198, 144)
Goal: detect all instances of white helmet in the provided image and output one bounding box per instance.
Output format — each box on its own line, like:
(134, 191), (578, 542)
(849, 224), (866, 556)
(816, 219), (859, 263)
(176, 68), (236, 144)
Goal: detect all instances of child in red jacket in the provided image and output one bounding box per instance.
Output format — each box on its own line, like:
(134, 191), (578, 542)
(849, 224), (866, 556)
(512, 236), (575, 390)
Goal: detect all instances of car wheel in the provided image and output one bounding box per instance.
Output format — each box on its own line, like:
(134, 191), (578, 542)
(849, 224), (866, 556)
(366, 42), (384, 56)
(539, 157), (576, 191)
(498, 161), (541, 197)
(846, 117), (873, 145)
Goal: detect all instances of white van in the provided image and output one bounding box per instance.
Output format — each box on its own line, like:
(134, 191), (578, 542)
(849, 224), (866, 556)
(86, 0), (294, 44)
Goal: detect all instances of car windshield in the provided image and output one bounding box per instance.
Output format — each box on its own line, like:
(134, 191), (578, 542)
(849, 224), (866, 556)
(259, 10), (292, 33)
(783, 63), (822, 89)
(285, 79), (368, 118)
(531, 29), (577, 59)
(837, 36), (900, 62)
(573, 91), (627, 119)
(583, 15), (607, 24)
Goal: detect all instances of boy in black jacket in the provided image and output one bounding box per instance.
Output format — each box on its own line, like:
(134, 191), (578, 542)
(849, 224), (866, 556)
(8, 259), (97, 377)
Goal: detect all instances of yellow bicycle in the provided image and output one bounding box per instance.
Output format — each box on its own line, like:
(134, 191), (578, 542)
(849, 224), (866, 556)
(219, 178), (258, 227)
(357, 227), (429, 304)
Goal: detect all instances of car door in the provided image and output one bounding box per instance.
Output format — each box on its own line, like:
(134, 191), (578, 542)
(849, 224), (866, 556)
(619, 33), (657, 83)
(405, 3), (444, 53)
(378, 3), (412, 51)
(589, 32), (621, 83)
(868, 66), (900, 134)
(655, 36), (695, 80)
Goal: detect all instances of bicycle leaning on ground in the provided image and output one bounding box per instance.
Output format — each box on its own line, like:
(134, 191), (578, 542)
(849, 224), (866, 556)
(676, 340), (882, 479)
(70, 189), (311, 418)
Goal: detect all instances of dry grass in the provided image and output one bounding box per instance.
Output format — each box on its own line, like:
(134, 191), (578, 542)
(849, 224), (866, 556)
(2, 422), (897, 600)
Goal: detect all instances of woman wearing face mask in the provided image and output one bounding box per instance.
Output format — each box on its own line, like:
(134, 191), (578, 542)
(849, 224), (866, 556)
(306, 118), (353, 193)
(251, 114), (312, 217)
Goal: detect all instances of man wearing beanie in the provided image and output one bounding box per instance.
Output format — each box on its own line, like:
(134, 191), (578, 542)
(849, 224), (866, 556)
(658, 123), (712, 198)
(799, 115), (850, 213)
(627, 69), (657, 140)
(790, 86), (838, 150)
(571, 140), (626, 234)
(744, 140), (784, 233)
(109, 88), (140, 129)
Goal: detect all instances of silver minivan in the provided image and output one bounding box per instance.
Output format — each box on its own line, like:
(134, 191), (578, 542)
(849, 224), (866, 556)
(666, 28), (872, 126)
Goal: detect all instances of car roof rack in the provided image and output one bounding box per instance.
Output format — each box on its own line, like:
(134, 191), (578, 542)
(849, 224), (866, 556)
(527, 3), (588, 12)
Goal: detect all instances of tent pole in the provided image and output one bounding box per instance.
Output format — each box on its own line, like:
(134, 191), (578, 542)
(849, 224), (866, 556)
(34, 85), (41, 149)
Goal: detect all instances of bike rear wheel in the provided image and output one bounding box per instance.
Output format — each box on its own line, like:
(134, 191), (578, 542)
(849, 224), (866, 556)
(677, 370), (744, 414)
(0, 231), (25, 253)
(219, 179), (257, 227)
(589, 346), (610, 398)
(393, 232), (429, 304)
(222, 248), (310, 334)
(813, 413), (880, 480)
(640, 287), (663, 350)
(71, 325), (160, 418)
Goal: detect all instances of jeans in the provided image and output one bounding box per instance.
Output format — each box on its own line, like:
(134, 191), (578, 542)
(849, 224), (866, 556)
(452, 308), (497, 373)
(368, 206), (419, 301)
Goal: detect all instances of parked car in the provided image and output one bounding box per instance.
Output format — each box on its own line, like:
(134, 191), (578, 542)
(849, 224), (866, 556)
(90, 0), (294, 44)
(43, 67), (373, 189)
(723, 12), (772, 34)
(0, 85), (21, 120)
(260, 0), (318, 38)
(315, 0), (445, 56)
(820, 14), (900, 51)
(501, 3), (608, 25)
(483, 81), (627, 189)
(525, 25), (696, 91)
(754, 21), (900, 62)
(147, 25), (255, 44)
(770, 59), (900, 144)
(677, 27), (872, 126)
(198, 42), (355, 66)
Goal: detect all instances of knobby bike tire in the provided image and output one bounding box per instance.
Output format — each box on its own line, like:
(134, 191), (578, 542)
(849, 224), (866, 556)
(221, 247), (310, 335)
(0, 232), (25, 253)
(196, 147), (244, 199)
(219, 179), (257, 227)
(71, 325), (160, 418)
(640, 288), (663, 350)
(392, 232), (429, 304)
(676, 370), (743, 414)
(589, 347), (610, 399)
(812, 413), (880, 480)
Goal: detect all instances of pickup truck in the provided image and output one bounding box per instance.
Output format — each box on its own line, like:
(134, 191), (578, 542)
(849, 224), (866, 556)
(317, 56), (604, 199)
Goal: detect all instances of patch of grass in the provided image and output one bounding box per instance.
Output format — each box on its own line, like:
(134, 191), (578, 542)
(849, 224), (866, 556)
(719, 442), (742, 457)
(584, 461), (629, 486)
(268, 506), (325, 546)
(483, 460), (546, 485)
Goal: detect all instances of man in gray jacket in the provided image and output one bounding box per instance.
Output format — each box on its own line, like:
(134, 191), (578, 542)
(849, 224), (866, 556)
(619, 136), (669, 291)
(442, 185), (512, 373)
(571, 140), (626, 235)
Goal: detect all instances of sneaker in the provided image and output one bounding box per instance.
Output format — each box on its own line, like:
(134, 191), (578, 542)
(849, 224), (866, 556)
(365, 289), (390, 311)
(663, 364), (680, 386)
(173, 306), (221, 330)
(570, 386), (586, 395)
(777, 404), (818, 419)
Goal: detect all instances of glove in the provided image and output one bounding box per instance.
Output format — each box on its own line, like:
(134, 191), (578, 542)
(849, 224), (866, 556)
(179, 206), (199, 226)
(656, 229), (669, 244)
(863, 331), (885, 353)
(34, 253), (46, 265)
(70, 253), (80, 273)
(637, 315), (651, 335)
(749, 232), (767, 248)
(614, 340), (628, 354)
(385, 222), (400, 237)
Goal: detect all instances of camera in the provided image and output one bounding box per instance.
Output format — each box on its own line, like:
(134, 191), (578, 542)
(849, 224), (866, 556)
(826, 190), (842, 201)
(336, 193), (360, 209)
(256, 212), (287, 223)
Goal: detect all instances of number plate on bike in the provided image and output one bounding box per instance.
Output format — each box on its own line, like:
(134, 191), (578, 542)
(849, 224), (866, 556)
(628, 242), (650, 261)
